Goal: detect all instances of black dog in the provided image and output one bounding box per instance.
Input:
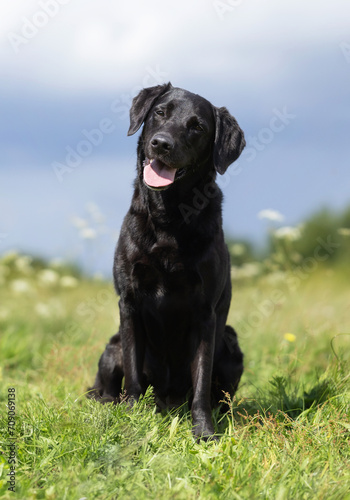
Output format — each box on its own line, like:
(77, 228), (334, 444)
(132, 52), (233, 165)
(89, 83), (245, 439)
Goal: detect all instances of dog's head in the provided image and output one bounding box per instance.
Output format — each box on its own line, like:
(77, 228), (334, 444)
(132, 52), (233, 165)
(128, 83), (245, 190)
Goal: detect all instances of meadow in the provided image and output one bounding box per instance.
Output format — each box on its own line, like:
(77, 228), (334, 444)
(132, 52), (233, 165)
(0, 231), (349, 498)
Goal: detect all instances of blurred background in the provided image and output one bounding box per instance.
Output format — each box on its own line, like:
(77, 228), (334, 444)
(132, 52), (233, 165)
(1, 0), (350, 276)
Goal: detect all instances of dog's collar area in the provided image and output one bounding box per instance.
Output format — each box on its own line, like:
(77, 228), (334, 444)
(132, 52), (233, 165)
(143, 158), (186, 190)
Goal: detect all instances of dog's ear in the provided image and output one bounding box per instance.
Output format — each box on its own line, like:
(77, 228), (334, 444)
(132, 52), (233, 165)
(127, 82), (173, 136)
(213, 106), (246, 174)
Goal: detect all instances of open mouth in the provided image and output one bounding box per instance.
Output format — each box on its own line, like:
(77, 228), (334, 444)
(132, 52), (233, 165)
(143, 158), (186, 190)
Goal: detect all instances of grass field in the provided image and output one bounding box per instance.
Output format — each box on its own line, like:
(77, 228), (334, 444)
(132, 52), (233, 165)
(0, 252), (349, 499)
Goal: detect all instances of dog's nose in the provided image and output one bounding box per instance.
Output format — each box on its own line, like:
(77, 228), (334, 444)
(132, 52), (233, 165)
(150, 135), (173, 154)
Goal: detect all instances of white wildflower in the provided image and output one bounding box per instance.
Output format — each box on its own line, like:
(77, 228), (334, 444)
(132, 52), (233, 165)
(60, 275), (78, 288)
(10, 279), (32, 294)
(258, 209), (285, 222)
(274, 226), (302, 241)
(38, 269), (60, 286)
(71, 216), (88, 228)
(79, 227), (97, 239)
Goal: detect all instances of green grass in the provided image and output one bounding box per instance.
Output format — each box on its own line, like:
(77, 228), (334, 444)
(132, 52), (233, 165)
(0, 254), (349, 499)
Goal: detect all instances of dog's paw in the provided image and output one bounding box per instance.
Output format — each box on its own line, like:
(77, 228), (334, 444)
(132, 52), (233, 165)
(192, 419), (216, 442)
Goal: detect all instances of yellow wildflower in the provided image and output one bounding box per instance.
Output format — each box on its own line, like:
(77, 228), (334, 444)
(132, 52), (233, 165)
(284, 333), (296, 342)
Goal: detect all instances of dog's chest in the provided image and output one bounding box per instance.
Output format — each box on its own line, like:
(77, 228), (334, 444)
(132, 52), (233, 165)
(131, 241), (201, 297)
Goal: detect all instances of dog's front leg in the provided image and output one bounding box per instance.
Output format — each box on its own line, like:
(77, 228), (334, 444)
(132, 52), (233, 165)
(119, 300), (145, 404)
(190, 317), (216, 440)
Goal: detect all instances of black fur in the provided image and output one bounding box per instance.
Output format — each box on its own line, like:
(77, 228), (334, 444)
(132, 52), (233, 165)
(88, 83), (245, 439)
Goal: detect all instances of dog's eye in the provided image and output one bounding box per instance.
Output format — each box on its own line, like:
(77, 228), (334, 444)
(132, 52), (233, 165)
(155, 110), (165, 116)
(193, 123), (204, 132)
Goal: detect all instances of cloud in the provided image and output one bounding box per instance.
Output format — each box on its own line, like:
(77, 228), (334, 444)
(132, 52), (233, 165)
(1, 0), (350, 94)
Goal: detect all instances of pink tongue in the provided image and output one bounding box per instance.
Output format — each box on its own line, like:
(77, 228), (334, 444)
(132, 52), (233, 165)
(144, 160), (176, 188)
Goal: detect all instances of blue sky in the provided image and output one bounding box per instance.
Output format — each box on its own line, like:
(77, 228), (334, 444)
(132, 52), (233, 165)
(1, 1), (350, 275)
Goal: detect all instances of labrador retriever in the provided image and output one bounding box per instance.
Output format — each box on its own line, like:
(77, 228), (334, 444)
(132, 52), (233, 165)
(88, 83), (245, 439)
